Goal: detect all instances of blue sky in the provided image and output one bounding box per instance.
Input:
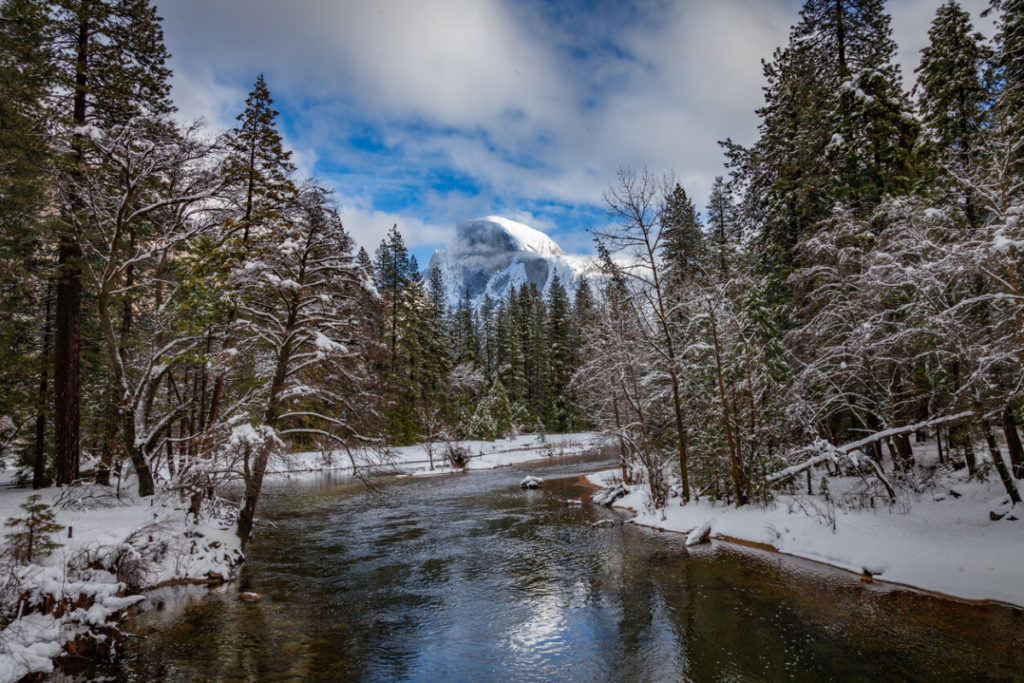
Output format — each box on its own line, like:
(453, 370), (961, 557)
(156, 0), (992, 266)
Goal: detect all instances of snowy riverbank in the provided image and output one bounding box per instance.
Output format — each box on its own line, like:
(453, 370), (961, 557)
(0, 477), (242, 682)
(585, 460), (1024, 608)
(268, 432), (603, 479)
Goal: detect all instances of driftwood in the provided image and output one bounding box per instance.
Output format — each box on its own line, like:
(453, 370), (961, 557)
(769, 411), (975, 500)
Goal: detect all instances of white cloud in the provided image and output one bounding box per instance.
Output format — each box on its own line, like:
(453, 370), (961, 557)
(156, 0), (998, 253)
(336, 197), (454, 256)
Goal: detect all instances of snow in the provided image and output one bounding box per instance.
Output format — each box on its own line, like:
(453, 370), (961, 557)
(272, 432), (602, 480)
(585, 446), (1024, 607)
(685, 519), (712, 546)
(0, 482), (243, 681)
(313, 331), (347, 355)
(451, 216), (564, 258)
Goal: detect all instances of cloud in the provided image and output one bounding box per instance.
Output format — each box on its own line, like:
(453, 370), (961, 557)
(336, 195), (454, 256)
(156, 0), (995, 256)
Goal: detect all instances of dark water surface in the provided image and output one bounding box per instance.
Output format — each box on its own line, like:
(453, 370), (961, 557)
(82, 454), (1023, 681)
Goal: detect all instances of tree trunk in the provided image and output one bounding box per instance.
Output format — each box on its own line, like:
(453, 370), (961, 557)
(236, 302), (297, 549)
(32, 291), (52, 489)
(236, 444), (269, 548)
(708, 301), (747, 506)
(54, 4), (91, 487)
(97, 236), (136, 486)
(612, 396), (629, 484)
(53, 237), (82, 486)
(964, 434), (977, 476)
(1002, 403), (1024, 480)
(981, 418), (1020, 504)
(95, 393), (118, 486)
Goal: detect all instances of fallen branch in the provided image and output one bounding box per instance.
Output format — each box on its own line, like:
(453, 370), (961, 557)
(768, 411), (975, 500)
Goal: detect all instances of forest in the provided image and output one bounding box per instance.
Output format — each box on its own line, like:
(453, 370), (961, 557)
(1, 0), (1023, 556)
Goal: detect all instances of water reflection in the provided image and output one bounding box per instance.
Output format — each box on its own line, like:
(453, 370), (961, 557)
(80, 457), (1024, 682)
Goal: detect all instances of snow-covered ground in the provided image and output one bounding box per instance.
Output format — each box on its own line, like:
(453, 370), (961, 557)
(0, 475), (242, 682)
(269, 432), (603, 479)
(586, 444), (1024, 608)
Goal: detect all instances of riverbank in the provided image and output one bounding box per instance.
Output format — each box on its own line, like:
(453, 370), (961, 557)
(0, 477), (243, 682)
(268, 432), (603, 479)
(585, 464), (1024, 609)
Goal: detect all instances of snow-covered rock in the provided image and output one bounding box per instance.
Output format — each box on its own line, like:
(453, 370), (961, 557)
(593, 483), (628, 507)
(521, 475), (544, 489)
(427, 216), (595, 310)
(685, 519), (712, 546)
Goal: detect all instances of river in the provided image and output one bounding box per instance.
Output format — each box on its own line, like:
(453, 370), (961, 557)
(78, 453), (1023, 681)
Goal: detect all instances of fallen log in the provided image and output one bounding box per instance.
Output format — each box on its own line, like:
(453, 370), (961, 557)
(768, 411), (975, 500)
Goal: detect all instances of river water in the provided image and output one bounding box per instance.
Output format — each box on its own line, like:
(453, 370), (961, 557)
(82, 454), (1023, 681)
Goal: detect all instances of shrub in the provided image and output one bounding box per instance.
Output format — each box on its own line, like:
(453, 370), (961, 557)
(4, 494), (64, 564)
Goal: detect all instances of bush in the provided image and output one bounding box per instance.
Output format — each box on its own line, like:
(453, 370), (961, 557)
(444, 443), (469, 469)
(4, 494), (64, 564)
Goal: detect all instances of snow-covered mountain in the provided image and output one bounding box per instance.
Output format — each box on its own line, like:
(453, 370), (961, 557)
(427, 216), (594, 310)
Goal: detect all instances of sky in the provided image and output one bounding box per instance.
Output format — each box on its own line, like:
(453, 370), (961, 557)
(154, 0), (994, 265)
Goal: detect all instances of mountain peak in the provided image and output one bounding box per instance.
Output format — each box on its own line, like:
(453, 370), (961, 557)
(451, 216), (564, 259)
(428, 216), (589, 310)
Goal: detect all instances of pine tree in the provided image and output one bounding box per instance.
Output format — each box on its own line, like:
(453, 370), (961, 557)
(726, 0), (917, 283)
(48, 0), (174, 486)
(184, 75), (298, 480)
(453, 287), (477, 365)
(4, 494), (63, 564)
(705, 176), (739, 273)
(0, 0), (55, 488)
(546, 273), (572, 431)
(356, 246), (373, 275)
(374, 225), (413, 377)
(224, 74), (297, 242)
(570, 277), (595, 382)
(989, 0), (1024, 170)
(417, 265), (453, 457)
(371, 225), (428, 443)
(916, 0), (991, 229)
(660, 182), (705, 286)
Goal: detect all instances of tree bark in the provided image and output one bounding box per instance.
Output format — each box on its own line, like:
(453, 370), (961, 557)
(32, 291), (52, 489)
(1002, 403), (1024, 480)
(981, 418), (1020, 504)
(54, 3), (91, 487)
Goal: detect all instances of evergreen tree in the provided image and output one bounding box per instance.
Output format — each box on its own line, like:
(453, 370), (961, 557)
(916, 0), (991, 229)
(726, 0), (917, 283)
(0, 0), (55, 487)
(48, 0), (175, 485)
(224, 74), (297, 242)
(989, 0), (1024, 171)
(417, 265), (453, 446)
(374, 224), (413, 377)
(570, 277), (595, 380)
(705, 176), (739, 273)
(546, 273), (572, 431)
(356, 245), (373, 274)
(453, 287), (477, 365)
(373, 225), (423, 443)
(192, 74), (298, 466)
(660, 182), (705, 285)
